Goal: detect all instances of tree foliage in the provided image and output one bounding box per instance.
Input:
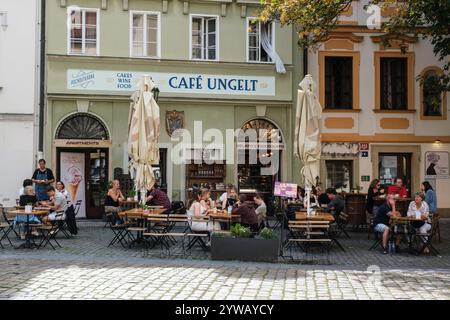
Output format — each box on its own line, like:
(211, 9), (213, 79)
(259, 0), (450, 91)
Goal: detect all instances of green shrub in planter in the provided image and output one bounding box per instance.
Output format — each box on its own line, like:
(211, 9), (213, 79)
(230, 223), (252, 238)
(259, 227), (276, 240)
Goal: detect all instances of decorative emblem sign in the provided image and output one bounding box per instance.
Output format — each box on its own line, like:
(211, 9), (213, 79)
(165, 110), (185, 137)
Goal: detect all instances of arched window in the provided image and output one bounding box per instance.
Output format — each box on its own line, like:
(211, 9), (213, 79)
(421, 67), (446, 119)
(56, 113), (110, 140)
(239, 118), (282, 143)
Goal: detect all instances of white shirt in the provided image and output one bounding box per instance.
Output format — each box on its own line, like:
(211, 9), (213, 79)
(219, 192), (228, 203)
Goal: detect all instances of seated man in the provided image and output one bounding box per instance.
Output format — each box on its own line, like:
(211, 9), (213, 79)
(387, 177), (408, 198)
(146, 184), (171, 213)
(254, 193), (267, 229)
(42, 186), (68, 225)
(232, 194), (259, 232)
(373, 194), (402, 254)
(326, 188), (345, 217)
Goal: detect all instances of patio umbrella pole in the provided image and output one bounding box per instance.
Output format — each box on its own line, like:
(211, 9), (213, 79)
(305, 185), (311, 216)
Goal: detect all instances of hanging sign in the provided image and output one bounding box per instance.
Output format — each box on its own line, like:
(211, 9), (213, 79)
(425, 151), (449, 179)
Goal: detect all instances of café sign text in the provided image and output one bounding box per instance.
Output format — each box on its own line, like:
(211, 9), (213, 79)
(67, 69), (275, 96)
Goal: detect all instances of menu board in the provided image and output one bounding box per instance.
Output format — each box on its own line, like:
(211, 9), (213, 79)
(274, 182), (298, 198)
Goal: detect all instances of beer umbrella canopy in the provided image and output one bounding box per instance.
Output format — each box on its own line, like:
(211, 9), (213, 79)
(128, 75), (160, 191)
(294, 74), (322, 189)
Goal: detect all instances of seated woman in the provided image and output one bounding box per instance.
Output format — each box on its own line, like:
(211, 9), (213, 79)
(222, 187), (238, 210)
(187, 188), (221, 235)
(254, 193), (267, 229)
(104, 180), (125, 225)
(15, 186), (41, 238)
(366, 179), (383, 215)
(407, 192), (432, 253)
(56, 181), (69, 198)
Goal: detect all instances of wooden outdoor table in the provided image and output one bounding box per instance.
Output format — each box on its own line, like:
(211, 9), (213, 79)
(389, 215), (429, 254)
(119, 208), (167, 218)
(119, 200), (139, 210)
(10, 209), (49, 249)
(294, 211), (344, 251)
(295, 212), (335, 222)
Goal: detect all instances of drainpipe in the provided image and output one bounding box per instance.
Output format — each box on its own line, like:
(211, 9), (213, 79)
(38, 0), (46, 156)
(303, 47), (308, 76)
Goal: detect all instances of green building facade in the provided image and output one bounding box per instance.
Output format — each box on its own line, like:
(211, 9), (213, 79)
(45, 0), (303, 218)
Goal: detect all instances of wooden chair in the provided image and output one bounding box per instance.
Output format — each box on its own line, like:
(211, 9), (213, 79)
(143, 214), (173, 250)
(366, 211), (375, 239)
(125, 212), (146, 247)
(332, 212), (351, 239)
(285, 220), (332, 252)
(145, 214), (189, 256)
(37, 224), (61, 250)
(108, 220), (133, 248)
(412, 217), (441, 256)
(1, 205), (19, 239)
(432, 213), (441, 243)
(185, 215), (210, 252)
(73, 200), (82, 216)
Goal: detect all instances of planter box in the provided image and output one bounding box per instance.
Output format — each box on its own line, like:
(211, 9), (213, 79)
(211, 236), (279, 262)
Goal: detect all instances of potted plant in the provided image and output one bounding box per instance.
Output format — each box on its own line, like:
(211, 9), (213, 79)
(210, 225), (279, 262)
(126, 189), (136, 201)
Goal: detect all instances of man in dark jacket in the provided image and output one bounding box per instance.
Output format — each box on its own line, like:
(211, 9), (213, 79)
(326, 188), (345, 217)
(373, 194), (402, 254)
(232, 194), (259, 232)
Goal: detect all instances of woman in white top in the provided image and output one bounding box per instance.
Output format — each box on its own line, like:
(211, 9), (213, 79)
(56, 181), (70, 198)
(188, 188), (221, 233)
(222, 187), (238, 210)
(407, 192), (431, 253)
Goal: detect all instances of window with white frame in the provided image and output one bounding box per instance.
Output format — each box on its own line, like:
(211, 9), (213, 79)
(68, 8), (99, 55)
(131, 12), (160, 58)
(190, 15), (218, 60)
(247, 19), (273, 63)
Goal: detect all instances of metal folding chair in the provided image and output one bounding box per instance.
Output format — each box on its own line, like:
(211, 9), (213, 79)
(37, 224), (62, 250)
(1, 204), (20, 239)
(185, 215), (210, 252)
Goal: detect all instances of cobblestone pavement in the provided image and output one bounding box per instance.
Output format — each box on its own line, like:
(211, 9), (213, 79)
(0, 219), (449, 299)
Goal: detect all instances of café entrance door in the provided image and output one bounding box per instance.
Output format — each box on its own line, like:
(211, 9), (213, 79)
(378, 153), (412, 197)
(56, 148), (109, 219)
(54, 112), (111, 219)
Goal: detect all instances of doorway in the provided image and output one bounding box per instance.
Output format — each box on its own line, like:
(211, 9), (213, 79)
(56, 148), (109, 219)
(378, 153), (412, 196)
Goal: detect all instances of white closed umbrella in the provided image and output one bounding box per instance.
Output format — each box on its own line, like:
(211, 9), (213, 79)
(294, 74), (322, 214)
(128, 75), (160, 203)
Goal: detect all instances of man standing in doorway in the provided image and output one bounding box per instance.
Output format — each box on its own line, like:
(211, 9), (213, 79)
(32, 159), (55, 201)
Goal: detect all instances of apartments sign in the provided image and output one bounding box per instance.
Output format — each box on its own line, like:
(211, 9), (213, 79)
(67, 69), (275, 96)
